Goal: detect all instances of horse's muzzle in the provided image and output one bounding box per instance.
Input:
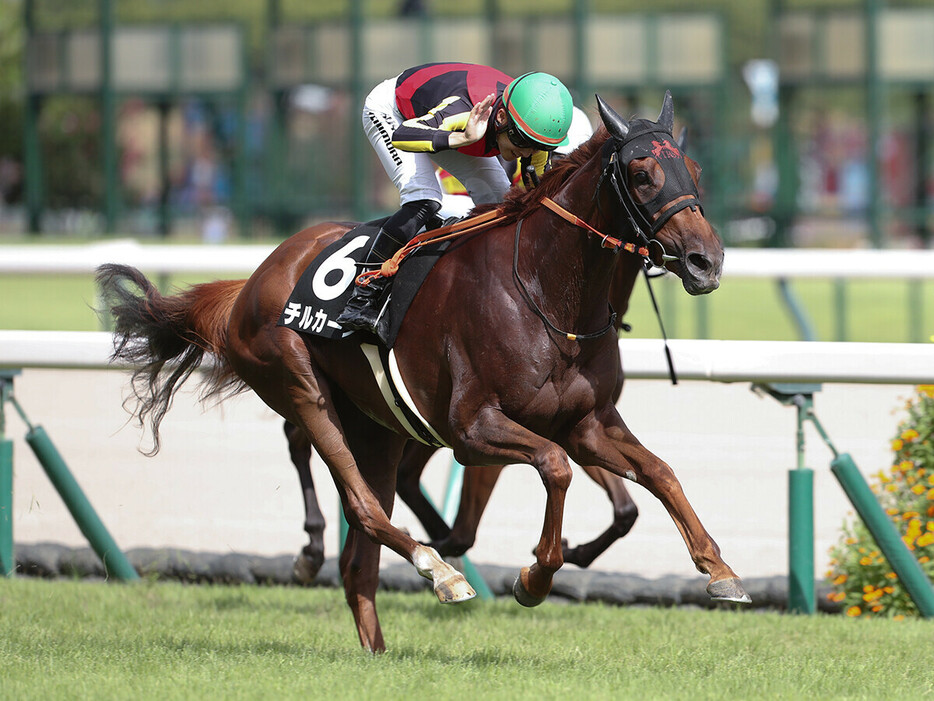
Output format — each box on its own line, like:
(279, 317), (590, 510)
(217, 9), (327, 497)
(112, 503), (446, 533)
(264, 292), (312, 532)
(679, 250), (722, 295)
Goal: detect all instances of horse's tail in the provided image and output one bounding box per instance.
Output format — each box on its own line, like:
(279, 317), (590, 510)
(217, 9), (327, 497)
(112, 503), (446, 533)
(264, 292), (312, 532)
(96, 263), (248, 456)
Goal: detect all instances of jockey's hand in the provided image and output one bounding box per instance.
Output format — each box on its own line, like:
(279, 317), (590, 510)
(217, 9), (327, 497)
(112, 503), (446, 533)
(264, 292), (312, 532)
(449, 93), (495, 149)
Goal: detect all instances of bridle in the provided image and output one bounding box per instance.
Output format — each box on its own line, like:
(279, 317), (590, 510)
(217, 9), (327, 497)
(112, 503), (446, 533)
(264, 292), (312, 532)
(513, 109), (699, 383)
(596, 125), (703, 268)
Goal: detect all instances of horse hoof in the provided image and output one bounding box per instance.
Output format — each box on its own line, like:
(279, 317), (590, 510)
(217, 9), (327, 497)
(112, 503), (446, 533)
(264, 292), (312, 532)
(513, 570), (547, 608)
(707, 577), (752, 604)
(436, 574), (476, 604)
(292, 552), (322, 585)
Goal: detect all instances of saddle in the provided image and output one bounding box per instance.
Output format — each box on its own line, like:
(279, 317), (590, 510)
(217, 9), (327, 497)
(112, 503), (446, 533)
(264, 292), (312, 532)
(276, 210), (504, 347)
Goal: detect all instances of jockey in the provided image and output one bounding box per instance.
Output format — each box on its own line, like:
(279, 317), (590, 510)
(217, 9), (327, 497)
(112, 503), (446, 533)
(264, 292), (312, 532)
(336, 62), (574, 334)
(435, 105), (595, 219)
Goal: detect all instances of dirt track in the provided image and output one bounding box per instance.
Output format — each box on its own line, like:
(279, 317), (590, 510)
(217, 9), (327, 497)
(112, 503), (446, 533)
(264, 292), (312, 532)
(8, 367), (906, 581)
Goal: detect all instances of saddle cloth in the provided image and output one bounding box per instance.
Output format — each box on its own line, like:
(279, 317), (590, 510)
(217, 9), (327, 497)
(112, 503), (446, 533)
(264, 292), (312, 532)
(276, 218), (450, 348)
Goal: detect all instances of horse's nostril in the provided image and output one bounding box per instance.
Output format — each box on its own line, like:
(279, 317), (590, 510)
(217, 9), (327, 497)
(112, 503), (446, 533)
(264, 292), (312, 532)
(688, 252), (710, 273)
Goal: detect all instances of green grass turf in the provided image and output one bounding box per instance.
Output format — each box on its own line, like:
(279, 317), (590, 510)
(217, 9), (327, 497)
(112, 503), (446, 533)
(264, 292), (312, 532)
(1, 578), (931, 700)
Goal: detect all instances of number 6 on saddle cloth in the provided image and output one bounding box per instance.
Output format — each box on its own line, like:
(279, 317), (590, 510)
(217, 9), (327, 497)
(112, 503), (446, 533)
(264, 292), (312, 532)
(277, 218), (450, 348)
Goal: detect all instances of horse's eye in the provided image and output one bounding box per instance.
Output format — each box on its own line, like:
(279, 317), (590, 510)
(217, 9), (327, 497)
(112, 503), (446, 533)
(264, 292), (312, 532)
(633, 171), (650, 186)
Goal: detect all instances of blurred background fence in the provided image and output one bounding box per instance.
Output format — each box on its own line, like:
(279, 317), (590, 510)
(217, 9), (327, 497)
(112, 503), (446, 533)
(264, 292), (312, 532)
(0, 0), (931, 250)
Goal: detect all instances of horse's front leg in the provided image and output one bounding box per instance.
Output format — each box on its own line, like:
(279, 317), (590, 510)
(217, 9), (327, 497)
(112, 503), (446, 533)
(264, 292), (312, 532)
(569, 409), (750, 604)
(395, 442), (452, 542)
(453, 408), (572, 607)
(436, 464), (505, 557)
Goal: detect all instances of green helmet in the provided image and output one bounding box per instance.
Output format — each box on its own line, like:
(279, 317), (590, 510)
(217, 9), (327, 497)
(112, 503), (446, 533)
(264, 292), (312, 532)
(503, 72), (573, 150)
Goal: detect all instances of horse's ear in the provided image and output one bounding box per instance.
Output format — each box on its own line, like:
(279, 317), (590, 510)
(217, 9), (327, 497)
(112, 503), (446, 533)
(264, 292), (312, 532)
(677, 126), (688, 153)
(596, 94), (629, 140)
(657, 90), (675, 133)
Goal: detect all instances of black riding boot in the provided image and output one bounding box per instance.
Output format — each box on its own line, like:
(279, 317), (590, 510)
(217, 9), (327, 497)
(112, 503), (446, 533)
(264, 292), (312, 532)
(336, 274), (391, 333)
(336, 199), (440, 335)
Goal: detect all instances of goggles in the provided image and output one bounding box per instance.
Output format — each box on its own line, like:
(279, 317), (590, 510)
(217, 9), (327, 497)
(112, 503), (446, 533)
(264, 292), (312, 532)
(502, 118), (556, 152)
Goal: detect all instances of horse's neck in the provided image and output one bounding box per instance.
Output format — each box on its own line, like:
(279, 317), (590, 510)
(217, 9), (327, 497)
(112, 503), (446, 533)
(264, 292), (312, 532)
(609, 253), (643, 323)
(523, 176), (621, 329)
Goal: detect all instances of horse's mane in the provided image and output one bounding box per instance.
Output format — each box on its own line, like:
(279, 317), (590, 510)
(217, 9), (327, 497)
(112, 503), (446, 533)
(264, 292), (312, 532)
(471, 127), (611, 225)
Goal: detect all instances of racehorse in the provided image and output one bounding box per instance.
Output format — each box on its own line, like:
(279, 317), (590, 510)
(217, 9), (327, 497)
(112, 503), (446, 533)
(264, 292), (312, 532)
(287, 126), (701, 583)
(287, 267), (641, 584)
(98, 93), (749, 653)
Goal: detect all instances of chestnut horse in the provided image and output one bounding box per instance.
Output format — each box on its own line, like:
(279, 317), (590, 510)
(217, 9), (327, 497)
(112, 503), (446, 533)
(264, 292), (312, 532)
(287, 267), (641, 584)
(99, 94), (748, 653)
(287, 128), (700, 582)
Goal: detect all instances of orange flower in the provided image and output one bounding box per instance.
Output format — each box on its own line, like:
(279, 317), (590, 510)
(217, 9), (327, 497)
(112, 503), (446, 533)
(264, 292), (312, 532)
(920, 556), (930, 564)
(927, 488), (934, 500)
(860, 556), (873, 566)
(892, 439), (904, 451)
(894, 614), (905, 621)
(912, 484), (927, 495)
(885, 571), (898, 580)
(919, 385), (934, 398)
(827, 591), (846, 602)
(846, 606), (862, 617)
(871, 605), (883, 612)
(863, 584), (874, 593)
(902, 429), (920, 442)
(833, 574), (848, 586)
(918, 532), (934, 548)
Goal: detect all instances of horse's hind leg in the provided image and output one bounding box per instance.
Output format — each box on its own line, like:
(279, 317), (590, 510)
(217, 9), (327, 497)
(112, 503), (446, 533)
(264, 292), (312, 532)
(561, 465), (638, 568)
(238, 339), (475, 612)
(340, 526), (385, 653)
(284, 420), (326, 584)
(334, 408), (405, 653)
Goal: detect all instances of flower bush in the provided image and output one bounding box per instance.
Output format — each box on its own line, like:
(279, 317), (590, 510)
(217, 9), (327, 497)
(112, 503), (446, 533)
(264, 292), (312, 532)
(826, 385), (934, 619)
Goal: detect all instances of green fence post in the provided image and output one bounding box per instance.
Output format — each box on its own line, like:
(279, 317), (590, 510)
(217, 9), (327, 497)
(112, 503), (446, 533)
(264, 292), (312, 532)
(0, 439), (12, 577)
(789, 386), (815, 613)
(1, 370), (19, 577)
(339, 500), (349, 556)
(831, 453), (934, 618)
(788, 468), (814, 613)
(25, 425), (138, 582)
(754, 382), (822, 613)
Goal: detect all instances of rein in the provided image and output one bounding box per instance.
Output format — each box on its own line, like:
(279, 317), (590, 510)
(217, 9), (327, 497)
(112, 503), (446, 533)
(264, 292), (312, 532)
(541, 197), (651, 259)
(535, 157), (686, 383)
(357, 208), (508, 286)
